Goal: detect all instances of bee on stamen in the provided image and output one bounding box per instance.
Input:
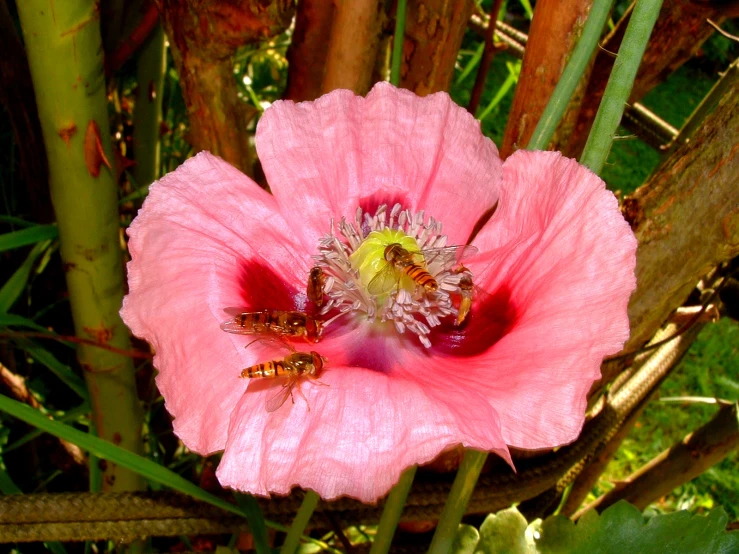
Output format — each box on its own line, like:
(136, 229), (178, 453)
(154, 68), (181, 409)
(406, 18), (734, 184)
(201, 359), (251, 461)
(454, 266), (474, 326)
(368, 242), (478, 297)
(307, 266), (326, 307)
(220, 309), (322, 342)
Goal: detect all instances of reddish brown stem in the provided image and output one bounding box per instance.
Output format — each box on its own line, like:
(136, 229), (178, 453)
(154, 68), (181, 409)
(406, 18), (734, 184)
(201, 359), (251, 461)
(106, 2), (160, 75)
(0, 332), (153, 359)
(466, 0), (505, 115)
(500, 0), (594, 158)
(321, 0), (383, 95)
(284, 0), (335, 101)
(399, 0), (475, 95)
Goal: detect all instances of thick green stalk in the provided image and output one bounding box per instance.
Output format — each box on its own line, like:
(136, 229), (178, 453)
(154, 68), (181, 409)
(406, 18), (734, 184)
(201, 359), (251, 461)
(579, 0), (664, 174)
(280, 490), (320, 554)
(526, 0), (615, 150)
(370, 465), (417, 554)
(427, 450), (487, 554)
(390, 0), (407, 86)
(17, 0), (144, 491)
(132, 23), (166, 188)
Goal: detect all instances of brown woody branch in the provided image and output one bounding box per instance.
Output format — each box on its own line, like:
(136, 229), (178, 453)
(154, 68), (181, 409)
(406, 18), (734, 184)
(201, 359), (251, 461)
(284, 0), (335, 101)
(466, 0), (505, 115)
(576, 402), (739, 517)
(399, 0), (475, 95)
(106, 1), (160, 75)
(594, 79), (739, 391)
(321, 0), (383, 95)
(154, 0), (294, 176)
(500, 0), (594, 158)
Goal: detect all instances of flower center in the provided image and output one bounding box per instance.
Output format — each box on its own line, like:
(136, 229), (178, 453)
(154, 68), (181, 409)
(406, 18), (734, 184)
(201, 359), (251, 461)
(313, 203), (474, 348)
(350, 229), (423, 299)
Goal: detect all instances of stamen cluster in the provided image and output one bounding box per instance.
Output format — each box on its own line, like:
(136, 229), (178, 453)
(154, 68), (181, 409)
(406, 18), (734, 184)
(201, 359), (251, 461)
(313, 203), (471, 347)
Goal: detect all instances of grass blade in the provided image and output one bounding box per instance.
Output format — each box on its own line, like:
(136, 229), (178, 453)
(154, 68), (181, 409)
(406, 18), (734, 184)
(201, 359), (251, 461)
(0, 394), (280, 529)
(18, 338), (89, 400)
(0, 311), (53, 332)
(4, 402), (91, 454)
(0, 224), (57, 252)
(0, 239), (52, 312)
(235, 493), (271, 554)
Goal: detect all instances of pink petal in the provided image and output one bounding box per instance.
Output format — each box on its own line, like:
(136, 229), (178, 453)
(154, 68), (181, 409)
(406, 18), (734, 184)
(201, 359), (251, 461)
(451, 151), (637, 449)
(121, 152), (311, 454)
(216, 359), (511, 503)
(256, 82), (501, 251)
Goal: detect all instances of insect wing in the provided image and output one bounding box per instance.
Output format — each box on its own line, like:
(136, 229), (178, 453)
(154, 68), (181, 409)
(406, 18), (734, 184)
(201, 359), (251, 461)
(421, 245), (478, 268)
(265, 378), (298, 412)
(244, 335), (297, 355)
(220, 308), (266, 335)
(222, 306), (251, 317)
(221, 318), (254, 334)
(367, 263), (401, 296)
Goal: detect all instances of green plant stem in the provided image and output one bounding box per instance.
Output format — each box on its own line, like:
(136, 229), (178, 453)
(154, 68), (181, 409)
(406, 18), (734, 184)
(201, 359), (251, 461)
(390, 0), (408, 86)
(370, 465), (417, 553)
(427, 450), (487, 554)
(526, 0), (615, 150)
(580, 0), (665, 173)
(16, 0), (144, 491)
(132, 23), (166, 189)
(280, 490), (320, 554)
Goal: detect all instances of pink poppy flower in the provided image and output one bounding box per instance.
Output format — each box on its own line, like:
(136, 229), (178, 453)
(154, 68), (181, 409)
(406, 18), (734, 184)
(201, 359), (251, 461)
(121, 83), (637, 503)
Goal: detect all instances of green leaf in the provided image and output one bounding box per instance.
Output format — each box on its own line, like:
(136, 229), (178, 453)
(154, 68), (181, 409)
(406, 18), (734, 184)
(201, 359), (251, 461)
(518, 0), (533, 19)
(450, 524), (479, 554)
(4, 402), (91, 454)
(456, 42), (485, 85)
(0, 224), (57, 252)
(477, 61), (520, 121)
(20, 339), (88, 400)
(0, 215), (36, 228)
(477, 507), (534, 554)
(234, 493), (271, 554)
(536, 501), (739, 554)
(0, 311), (52, 332)
(0, 394), (283, 531)
(0, 239), (52, 312)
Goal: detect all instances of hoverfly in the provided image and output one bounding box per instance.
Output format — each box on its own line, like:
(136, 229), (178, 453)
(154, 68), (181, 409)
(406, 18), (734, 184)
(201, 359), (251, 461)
(454, 266), (474, 326)
(220, 309), (322, 342)
(240, 338), (327, 412)
(307, 266), (326, 307)
(367, 242), (478, 296)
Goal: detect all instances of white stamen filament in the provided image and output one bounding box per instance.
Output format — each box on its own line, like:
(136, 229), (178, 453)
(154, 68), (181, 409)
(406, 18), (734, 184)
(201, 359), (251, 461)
(313, 203), (473, 347)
